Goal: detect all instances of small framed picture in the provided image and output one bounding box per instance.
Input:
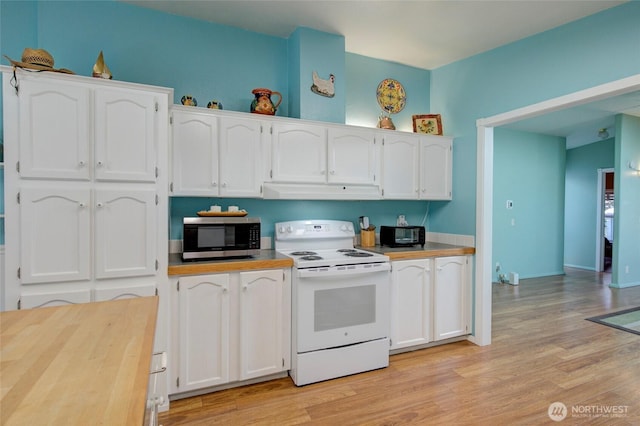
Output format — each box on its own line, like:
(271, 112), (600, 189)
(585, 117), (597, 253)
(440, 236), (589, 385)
(412, 114), (443, 135)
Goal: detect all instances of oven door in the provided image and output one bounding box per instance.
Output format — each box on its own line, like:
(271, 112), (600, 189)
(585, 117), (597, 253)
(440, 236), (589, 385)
(295, 262), (391, 353)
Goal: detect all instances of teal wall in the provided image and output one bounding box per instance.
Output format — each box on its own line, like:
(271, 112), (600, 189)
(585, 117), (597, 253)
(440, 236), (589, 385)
(564, 139), (615, 270)
(611, 114), (640, 288)
(493, 128), (566, 280)
(290, 27), (346, 123)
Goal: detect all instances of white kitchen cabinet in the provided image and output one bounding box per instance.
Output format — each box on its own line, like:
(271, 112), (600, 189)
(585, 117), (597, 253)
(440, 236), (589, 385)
(420, 136), (453, 200)
(171, 108), (265, 197)
(381, 132), (420, 199)
(218, 116), (265, 197)
(94, 87), (159, 183)
(19, 186), (91, 284)
(171, 269), (291, 396)
(390, 259), (433, 350)
(271, 121), (327, 183)
(17, 79), (91, 180)
(177, 274), (231, 392)
(239, 269), (288, 379)
(327, 126), (380, 186)
(433, 256), (470, 341)
(94, 283), (156, 302)
(94, 188), (157, 279)
(19, 288), (91, 309)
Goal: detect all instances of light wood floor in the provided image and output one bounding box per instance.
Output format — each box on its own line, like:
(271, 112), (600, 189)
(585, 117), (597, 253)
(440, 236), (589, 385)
(159, 268), (640, 425)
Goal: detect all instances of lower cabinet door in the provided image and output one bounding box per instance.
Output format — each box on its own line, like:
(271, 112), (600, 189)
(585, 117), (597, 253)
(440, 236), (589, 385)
(20, 288), (91, 309)
(238, 269), (285, 380)
(390, 259), (432, 350)
(433, 256), (469, 340)
(178, 274), (230, 392)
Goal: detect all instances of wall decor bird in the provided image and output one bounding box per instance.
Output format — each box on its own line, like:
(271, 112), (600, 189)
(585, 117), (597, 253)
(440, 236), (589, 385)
(311, 71), (335, 97)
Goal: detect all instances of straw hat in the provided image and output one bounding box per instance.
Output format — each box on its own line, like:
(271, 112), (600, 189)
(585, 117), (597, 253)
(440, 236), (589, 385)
(3, 48), (74, 74)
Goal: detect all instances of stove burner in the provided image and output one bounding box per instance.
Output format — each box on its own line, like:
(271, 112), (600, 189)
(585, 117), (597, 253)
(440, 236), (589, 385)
(301, 255), (323, 261)
(337, 249), (357, 253)
(344, 252), (374, 258)
(290, 251), (317, 256)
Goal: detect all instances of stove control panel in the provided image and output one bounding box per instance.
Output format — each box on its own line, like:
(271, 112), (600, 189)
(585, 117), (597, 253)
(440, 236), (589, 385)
(275, 220), (355, 240)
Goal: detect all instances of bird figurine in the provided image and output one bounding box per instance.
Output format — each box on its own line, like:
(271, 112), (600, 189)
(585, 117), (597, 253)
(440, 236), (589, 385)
(311, 71), (335, 97)
(92, 51), (112, 79)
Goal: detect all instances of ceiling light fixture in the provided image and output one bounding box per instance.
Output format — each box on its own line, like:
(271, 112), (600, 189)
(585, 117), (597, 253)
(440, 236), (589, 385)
(598, 128), (609, 139)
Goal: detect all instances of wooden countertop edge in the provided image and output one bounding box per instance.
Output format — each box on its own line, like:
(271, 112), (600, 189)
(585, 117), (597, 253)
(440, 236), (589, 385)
(169, 258), (294, 275)
(384, 247), (476, 260)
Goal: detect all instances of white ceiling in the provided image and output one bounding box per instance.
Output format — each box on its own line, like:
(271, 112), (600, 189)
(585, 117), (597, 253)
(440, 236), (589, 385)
(125, 0), (639, 147)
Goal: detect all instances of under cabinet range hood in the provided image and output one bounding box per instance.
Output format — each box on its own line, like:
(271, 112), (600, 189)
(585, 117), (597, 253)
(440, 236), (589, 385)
(262, 183), (381, 200)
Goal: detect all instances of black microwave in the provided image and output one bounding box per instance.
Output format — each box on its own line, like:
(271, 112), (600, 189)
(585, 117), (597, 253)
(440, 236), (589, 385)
(380, 225), (425, 247)
(182, 217), (261, 260)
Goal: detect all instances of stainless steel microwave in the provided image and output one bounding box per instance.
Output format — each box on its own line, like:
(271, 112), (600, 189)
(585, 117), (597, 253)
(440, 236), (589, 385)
(182, 217), (261, 260)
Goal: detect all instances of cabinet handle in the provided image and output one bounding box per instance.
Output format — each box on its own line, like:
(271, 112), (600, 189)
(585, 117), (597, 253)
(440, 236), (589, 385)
(96, 202), (104, 208)
(79, 161), (86, 167)
(330, 170), (335, 175)
(437, 267), (443, 271)
(242, 285), (248, 291)
(222, 183), (227, 188)
(96, 161), (103, 167)
(212, 182), (218, 187)
(79, 202), (86, 208)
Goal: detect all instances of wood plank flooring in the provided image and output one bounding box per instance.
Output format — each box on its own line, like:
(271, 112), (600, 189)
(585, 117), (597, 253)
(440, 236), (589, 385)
(159, 268), (640, 425)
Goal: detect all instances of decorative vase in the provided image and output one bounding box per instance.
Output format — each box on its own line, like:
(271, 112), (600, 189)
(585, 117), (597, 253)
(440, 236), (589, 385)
(250, 88), (282, 115)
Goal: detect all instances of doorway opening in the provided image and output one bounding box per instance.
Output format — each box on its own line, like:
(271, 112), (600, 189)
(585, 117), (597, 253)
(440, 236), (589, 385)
(596, 168), (614, 272)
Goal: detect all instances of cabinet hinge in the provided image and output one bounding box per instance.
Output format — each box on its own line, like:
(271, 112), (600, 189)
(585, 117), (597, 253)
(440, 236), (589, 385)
(270, 126), (273, 134)
(16, 161), (20, 173)
(389, 339), (392, 347)
(177, 281), (180, 291)
(170, 182), (174, 193)
(176, 377), (179, 388)
(283, 271), (285, 281)
(17, 299), (21, 310)
(16, 192), (20, 204)
(260, 124), (263, 133)
(155, 166), (159, 178)
(155, 260), (159, 271)
(155, 194), (159, 205)
(282, 358), (285, 367)
(155, 102), (159, 112)
(381, 189), (384, 197)
(155, 287), (158, 296)
(270, 170), (273, 179)
(17, 267), (21, 279)
(260, 185), (263, 194)
(169, 115), (173, 125)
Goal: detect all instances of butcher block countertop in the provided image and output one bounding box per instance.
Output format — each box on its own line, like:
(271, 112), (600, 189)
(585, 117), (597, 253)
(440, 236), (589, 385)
(0, 296), (158, 426)
(168, 250), (293, 276)
(358, 242), (476, 260)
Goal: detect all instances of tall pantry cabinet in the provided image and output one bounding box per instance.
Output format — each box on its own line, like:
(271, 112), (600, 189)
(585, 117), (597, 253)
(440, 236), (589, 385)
(1, 66), (172, 406)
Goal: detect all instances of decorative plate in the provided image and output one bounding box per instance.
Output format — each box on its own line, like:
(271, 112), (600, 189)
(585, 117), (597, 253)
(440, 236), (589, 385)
(376, 79), (406, 114)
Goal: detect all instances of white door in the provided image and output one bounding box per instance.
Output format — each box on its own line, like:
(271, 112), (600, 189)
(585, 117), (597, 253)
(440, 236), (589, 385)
(20, 186), (91, 284)
(219, 117), (264, 197)
(382, 134), (420, 199)
(18, 78), (91, 180)
(239, 269), (284, 380)
(171, 110), (218, 195)
(327, 127), (379, 185)
(94, 88), (157, 182)
(271, 122), (327, 183)
(420, 136), (452, 200)
(433, 256), (469, 340)
(390, 259), (432, 349)
(94, 188), (156, 279)
(178, 274), (230, 391)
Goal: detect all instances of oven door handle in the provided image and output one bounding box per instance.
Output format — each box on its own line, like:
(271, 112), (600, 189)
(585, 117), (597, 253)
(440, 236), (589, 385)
(297, 263), (390, 278)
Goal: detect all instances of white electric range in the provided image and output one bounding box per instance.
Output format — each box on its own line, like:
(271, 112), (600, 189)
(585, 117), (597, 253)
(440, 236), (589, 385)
(275, 220), (391, 386)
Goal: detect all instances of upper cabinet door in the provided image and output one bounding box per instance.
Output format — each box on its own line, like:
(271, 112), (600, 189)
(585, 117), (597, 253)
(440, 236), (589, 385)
(327, 127), (379, 186)
(18, 78), (91, 180)
(20, 186), (91, 284)
(94, 88), (157, 182)
(171, 110), (219, 196)
(94, 188), (157, 279)
(219, 117), (264, 197)
(420, 136), (452, 200)
(271, 122), (327, 183)
(381, 133), (420, 199)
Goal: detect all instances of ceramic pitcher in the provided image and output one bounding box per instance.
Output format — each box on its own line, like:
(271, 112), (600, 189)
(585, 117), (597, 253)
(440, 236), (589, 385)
(250, 88), (282, 115)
